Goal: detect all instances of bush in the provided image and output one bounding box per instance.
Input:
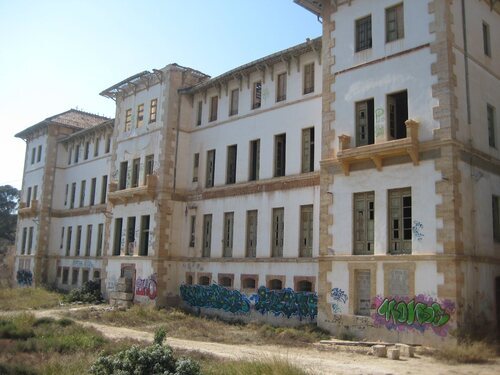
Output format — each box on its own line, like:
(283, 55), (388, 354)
(0, 319), (34, 340)
(90, 328), (201, 375)
(62, 280), (103, 304)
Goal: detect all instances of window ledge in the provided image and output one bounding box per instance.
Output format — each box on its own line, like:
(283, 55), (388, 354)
(337, 119), (419, 176)
(108, 174), (158, 205)
(18, 200), (39, 218)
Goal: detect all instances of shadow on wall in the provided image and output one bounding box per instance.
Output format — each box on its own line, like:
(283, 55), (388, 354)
(180, 284), (317, 321)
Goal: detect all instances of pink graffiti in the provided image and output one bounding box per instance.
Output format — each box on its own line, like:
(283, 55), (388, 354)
(135, 275), (157, 300)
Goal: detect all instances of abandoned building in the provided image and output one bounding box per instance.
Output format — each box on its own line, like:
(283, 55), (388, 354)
(14, 0), (499, 345)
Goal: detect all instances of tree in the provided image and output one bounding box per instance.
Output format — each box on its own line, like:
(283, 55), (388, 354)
(0, 185), (19, 242)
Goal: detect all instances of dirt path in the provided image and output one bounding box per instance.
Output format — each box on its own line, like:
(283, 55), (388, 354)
(4, 307), (500, 375)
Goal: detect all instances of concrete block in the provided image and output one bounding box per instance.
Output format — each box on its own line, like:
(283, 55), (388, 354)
(372, 345), (387, 358)
(115, 283), (131, 292)
(396, 344), (415, 357)
(110, 292), (134, 301)
(116, 278), (133, 292)
(387, 348), (400, 360)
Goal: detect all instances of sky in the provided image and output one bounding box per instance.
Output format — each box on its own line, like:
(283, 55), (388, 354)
(0, 0), (320, 190)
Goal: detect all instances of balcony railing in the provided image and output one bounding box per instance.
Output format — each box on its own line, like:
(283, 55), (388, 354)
(108, 174), (158, 205)
(336, 119), (419, 176)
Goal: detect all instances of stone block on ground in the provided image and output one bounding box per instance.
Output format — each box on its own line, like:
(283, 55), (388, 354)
(396, 343), (415, 357)
(372, 345), (387, 358)
(116, 277), (133, 292)
(387, 348), (400, 360)
(109, 291), (134, 301)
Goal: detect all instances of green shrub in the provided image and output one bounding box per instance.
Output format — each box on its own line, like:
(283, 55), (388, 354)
(0, 362), (38, 375)
(0, 319), (34, 340)
(62, 280), (103, 304)
(154, 326), (167, 345)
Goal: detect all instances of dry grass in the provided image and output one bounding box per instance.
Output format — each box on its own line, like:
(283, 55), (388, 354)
(433, 341), (497, 364)
(66, 305), (330, 346)
(202, 357), (307, 375)
(0, 287), (61, 311)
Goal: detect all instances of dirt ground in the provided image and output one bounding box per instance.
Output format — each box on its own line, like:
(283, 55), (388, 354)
(6, 307), (500, 375)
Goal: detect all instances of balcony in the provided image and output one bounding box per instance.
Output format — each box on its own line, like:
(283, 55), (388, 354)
(336, 120), (419, 176)
(18, 200), (39, 218)
(108, 174), (158, 205)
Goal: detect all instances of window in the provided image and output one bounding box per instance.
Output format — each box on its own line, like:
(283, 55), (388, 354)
(60, 227), (65, 250)
(189, 215), (196, 247)
(226, 145), (237, 184)
(276, 72), (287, 102)
(105, 136), (111, 153)
(389, 188), (412, 254)
(21, 228), (27, 254)
(68, 147), (72, 165)
(75, 225), (82, 256)
(131, 158), (140, 188)
(186, 274), (193, 285)
(72, 268), (79, 285)
(268, 278), (283, 290)
(199, 276), (210, 285)
(299, 205), (313, 257)
(356, 15), (372, 52)
(301, 128), (315, 173)
(149, 99), (157, 123)
(101, 175), (108, 204)
(355, 270), (371, 316)
(356, 99), (374, 146)
(192, 153), (199, 182)
(136, 104), (144, 128)
(64, 184), (68, 206)
(31, 148), (36, 164)
(493, 196), (500, 242)
(202, 214), (212, 257)
(125, 109), (132, 131)
(113, 218), (123, 256)
(139, 215), (150, 256)
(246, 210), (258, 258)
(126, 217), (136, 255)
(94, 137), (100, 157)
(145, 155), (154, 183)
(33, 185), (38, 201)
(74, 144), (80, 163)
(96, 224), (104, 257)
(272, 207), (284, 257)
(62, 268), (69, 284)
(206, 150), (216, 188)
(27, 227), (33, 255)
(354, 192), (375, 255)
(229, 89), (239, 116)
(274, 134), (286, 177)
(196, 101), (202, 126)
(84, 141), (90, 160)
(249, 139), (260, 181)
(296, 280), (312, 292)
(387, 90), (408, 140)
(37, 145), (42, 163)
(90, 178), (96, 206)
(386, 3), (404, 42)
(252, 81), (262, 109)
(219, 275), (233, 288)
(70, 183), (76, 209)
(223, 212), (234, 257)
(85, 225), (92, 256)
(119, 161), (128, 190)
(303, 63), (315, 94)
(66, 226), (72, 256)
(82, 269), (89, 284)
(388, 269), (410, 297)
(483, 22), (491, 57)
(242, 277), (256, 290)
(79, 180), (86, 207)
(487, 104), (496, 148)
(209, 96), (218, 122)
(26, 187), (32, 207)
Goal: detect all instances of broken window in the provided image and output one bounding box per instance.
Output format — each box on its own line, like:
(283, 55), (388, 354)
(149, 98), (157, 123)
(356, 15), (372, 52)
(276, 72), (287, 102)
(249, 139), (260, 181)
(229, 88), (239, 116)
(389, 188), (412, 254)
(246, 210), (258, 258)
(252, 81), (262, 109)
(386, 3), (404, 42)
(21, 228), (27, 255)
(303, 63), (315, 95)
(226, 145), (237, 184)
(354, 192), (375, 255)
(356, 99), (374, 146)
(302, 128), (315, 172)
(27, 227), (33, 255)
(136, 104), (144, 127)
(125, 108), (132, 131)
(74, 144), (80, 163)
(84, 141), (90, 160)
(37, 145), (42, 163)
(94, 137), (100, 157)
(202, 214), (212, 257)
(105, 136), (111, 153)
(219, 275), (233, 288)
(242, 277), (256, 290)
(387, 90), (408, 140)
(223, 212), (234, 257)
(299, 205), (313, 257)
(26, 187), (32, 207)
(209, 96), (218, 122)
(199, 275), (210, 285)
(272, 207), (284, 257)
(296, 280), (312, 292)
(62, 268), (69, 284)
(274, 134), (286, 177)
(206, 150), (216, 188)
(72, 268), (79, 285)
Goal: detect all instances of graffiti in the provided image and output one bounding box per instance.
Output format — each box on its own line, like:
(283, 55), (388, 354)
(180, 284), (251, 314)
(373, 295), (455, 336)
(72, 259), (97, 268)
(331, 287), (348, 314)
(16, 269), (33, 286)
(412, 220), (424, 241)
(251, 286), (317, 321)
(135, 274), (158, 300)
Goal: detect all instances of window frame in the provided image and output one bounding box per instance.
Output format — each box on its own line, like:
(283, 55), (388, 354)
(353, 192), (375, 255)
(125, 108), (132, 131)
(276, 72), (287, 102)
(252, 81), (262, 109)
(487, 103), (496, 148)
(274, 134), (286, 177)
(388, 188), (412, 254)
(483, 21), (491, 57)
(149, 98), (158, 123)
(303, 62), (315, 95)
(136, 104), (144, 128)
(229, 88), (239, 116)
(385, 3), (404, 43)
(223, 212), (234, 257)
(355, 15), (372, 52)
(226, 145), (237, 185)
(209, 95), (218, 122)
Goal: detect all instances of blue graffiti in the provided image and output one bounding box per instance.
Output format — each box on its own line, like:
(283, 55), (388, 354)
(250, 286), (317, 321)
(331, 288), (348, 303)
(17, 270), (33, 286)
(180, 284), (251, 314)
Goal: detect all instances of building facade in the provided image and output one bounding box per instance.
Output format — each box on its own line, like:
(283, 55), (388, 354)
(14, 0), (499, 344)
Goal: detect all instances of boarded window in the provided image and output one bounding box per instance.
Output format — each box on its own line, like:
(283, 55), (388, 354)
(356, 99), (374, 146)
(72, 268), (79, 285)
(223, 212), (234, 257)
(388, 269), (410, 298)
(272, 208), (284, 257)
(62, 268), (69, 284)
(242, 277), (256, 290)
(226, 145), (237, 184)
(356, 15), (372, 52)
(355, 270), (371, 316)
(303, 63), (314, 94)
(82, 269), (89, 284)
(274, 134), (286, 177)
(276, 72), (287, 102)
(229, 88), (239, 116)
(202, 214), (212, 257)
(249, 139), (260, 181)
(252, 81), (262, 109)
(219, 276), (233, 288)
(299, 205), (313, 257)
(301, 128), (315, 173)
(386, 3), (404, 42)
(246, 210), (258, 258)
(206, 150), (216, 188)
(389, 188), (412, 254)
(354, 192), (374, 255)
